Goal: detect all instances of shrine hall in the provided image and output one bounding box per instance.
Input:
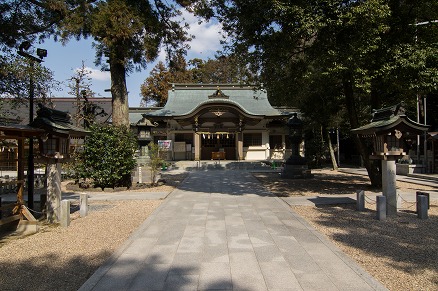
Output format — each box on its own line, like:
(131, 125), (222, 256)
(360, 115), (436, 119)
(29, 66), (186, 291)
(134, 84), (296, 161)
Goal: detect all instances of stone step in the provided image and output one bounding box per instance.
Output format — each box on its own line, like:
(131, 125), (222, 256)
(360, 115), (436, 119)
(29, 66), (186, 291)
(171, 160), (281, 171)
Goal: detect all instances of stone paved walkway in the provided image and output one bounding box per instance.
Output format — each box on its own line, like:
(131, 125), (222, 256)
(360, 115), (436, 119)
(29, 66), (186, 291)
(79, 170), (387, 291)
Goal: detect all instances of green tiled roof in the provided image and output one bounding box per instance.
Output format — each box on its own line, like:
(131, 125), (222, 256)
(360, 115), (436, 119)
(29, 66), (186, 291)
(146, 85), (286, 117)
(352, 115), (428, 136)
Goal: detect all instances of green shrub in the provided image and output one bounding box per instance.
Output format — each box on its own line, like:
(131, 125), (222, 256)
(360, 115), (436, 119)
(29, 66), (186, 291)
(76, 124), (137, 189)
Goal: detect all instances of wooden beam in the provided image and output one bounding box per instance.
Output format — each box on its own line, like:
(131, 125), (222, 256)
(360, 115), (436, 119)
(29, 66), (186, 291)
(21, 206), (37, 222)
(0, 214), (21, 226)
(0, 203), (18, 212)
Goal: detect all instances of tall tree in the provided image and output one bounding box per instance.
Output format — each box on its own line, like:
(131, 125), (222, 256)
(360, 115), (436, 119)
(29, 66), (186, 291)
(0, 54), (57, 104)
(140, 54), (191, 106)
(57, 0), (197, 126)
(205, 0), (438, 186)
(0, 0), (68, 51)
(140, 61), (173, 107)
(0, 1), (72, 103)
(66, 62), (99, 127)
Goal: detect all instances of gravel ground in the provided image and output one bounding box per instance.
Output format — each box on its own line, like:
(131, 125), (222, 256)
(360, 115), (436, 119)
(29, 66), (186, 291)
(0, 172), (189, 291)
(1, 169), (436, 290)
(254, 169), (438, 291)
(0, 200), (163, 291)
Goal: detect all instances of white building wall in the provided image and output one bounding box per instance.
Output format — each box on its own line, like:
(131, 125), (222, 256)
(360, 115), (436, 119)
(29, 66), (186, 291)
(262, 131), (270, 159)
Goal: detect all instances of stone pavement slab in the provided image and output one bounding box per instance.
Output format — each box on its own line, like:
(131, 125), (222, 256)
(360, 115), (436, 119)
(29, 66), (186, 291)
(79, 170), (387, 291)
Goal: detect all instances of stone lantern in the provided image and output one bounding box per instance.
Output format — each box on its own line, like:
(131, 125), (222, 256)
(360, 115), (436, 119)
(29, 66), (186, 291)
(135, 115), (158, 166)
(31, 104), (89, 222)
(352, 102), (429, 215)
(281, 113), (311, 178)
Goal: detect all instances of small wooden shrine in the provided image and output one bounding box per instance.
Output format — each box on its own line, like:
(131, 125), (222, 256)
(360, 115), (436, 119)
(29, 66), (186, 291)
(352, 102), (429, 215)
(352, 102), (428, 159)
(0, 124), (44, 234)
(30, 104), (89, 222)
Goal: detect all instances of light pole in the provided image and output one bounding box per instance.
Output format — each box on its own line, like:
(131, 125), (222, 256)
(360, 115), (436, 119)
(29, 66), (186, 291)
(336, 127), (340, 167)
(413, 20), (437, 170)
(424, 95), (427, 172)
(18, 41), (47, 209)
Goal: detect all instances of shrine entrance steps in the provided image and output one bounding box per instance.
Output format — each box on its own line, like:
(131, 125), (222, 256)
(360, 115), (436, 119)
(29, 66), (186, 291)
(171, 160), (281, 172)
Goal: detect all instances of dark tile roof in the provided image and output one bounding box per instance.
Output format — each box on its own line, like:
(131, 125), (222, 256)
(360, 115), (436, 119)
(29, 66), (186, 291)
(0, 97), (112, 125)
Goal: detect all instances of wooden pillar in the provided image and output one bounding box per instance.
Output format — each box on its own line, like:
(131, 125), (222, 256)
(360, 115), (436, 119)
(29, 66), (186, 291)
(194, 133), (200, 161)
(17, 139), (25, 205)
(237, 133), (243, 160)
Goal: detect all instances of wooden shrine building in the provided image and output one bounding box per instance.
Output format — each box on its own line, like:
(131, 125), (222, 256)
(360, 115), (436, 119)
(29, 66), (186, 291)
(141, 84), (296, 161)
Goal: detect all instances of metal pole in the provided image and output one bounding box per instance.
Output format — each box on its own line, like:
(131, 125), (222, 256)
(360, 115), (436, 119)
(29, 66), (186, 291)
(337, 127), (340, 167)
(424, 96), (427, 172)
(28, 61), (35, 210)
(417, 94), (421, 164)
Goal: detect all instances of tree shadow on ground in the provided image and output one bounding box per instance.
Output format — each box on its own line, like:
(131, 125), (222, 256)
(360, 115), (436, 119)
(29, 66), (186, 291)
(176, 171), (273, 196)
(301, 204), (438, 287)
(0, 250), (253, 290)
(0, 250), (112, 291)
(160, 172), (189, 188)
(254, 171), (379, 197)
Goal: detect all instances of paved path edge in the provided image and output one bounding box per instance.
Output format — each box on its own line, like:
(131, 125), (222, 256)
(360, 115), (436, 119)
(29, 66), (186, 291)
(277, 196), (388, 290)
(78, 188), (177, 291)
(79, 172), (389, 291)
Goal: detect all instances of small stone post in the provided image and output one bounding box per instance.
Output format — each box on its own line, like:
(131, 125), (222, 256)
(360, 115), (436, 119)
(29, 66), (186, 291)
(60, 200), (70, 227)
(138, 166), (142, 184)
(417, 195), (429, 220)
(356, 190), (365, 211)
(376, 195), (386, 221)
(416, 191), (430, 212)
(382, 159), (397, 216)
(80, 193), (88, 217)
(397, 194), (402, 210)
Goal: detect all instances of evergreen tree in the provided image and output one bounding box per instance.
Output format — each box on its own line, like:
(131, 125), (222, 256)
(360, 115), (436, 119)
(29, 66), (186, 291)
(56, 0), (198, 126)
(202, 0), (438, 186)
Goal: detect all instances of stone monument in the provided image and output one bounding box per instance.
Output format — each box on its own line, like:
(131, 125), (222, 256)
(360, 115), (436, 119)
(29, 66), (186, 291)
(281, 113), (312, 179)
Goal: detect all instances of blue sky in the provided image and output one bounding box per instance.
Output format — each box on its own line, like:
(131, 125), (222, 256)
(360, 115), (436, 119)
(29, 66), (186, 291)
(40, 11), (223, 107)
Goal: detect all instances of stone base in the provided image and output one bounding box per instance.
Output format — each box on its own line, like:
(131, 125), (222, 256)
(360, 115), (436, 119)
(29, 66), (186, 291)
(396, 163), (425, 175)
(16, 220), (39, 236)
(281, 164), (312, 179)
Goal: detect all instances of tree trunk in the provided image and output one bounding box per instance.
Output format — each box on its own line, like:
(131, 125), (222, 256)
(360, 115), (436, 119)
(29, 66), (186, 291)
(343, 73), (382, 187)
(109, 54), (130, 127)
(326, 129), (338, 171)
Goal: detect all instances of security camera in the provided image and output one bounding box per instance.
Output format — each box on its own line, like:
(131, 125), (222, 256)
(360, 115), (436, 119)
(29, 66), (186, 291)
(36, 48), (47, 59)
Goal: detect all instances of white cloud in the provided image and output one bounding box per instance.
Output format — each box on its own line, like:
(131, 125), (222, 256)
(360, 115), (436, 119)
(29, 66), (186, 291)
(180, 10), (224, 58)
(76, 67), (111, 81)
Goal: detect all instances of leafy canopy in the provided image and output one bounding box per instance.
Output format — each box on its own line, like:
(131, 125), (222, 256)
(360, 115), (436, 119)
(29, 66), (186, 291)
(200, 0), (438, 186)
(140, 54), (255, 106)
(56, 0), (202, 125)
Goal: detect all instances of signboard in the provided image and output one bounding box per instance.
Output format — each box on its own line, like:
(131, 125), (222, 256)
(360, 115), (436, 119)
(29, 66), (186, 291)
(174, 142), (186, 152)
(158, 140), (172, 151)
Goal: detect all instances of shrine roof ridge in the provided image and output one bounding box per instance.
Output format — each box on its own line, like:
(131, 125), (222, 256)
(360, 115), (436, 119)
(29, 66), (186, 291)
(169, 83), (260, 90)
